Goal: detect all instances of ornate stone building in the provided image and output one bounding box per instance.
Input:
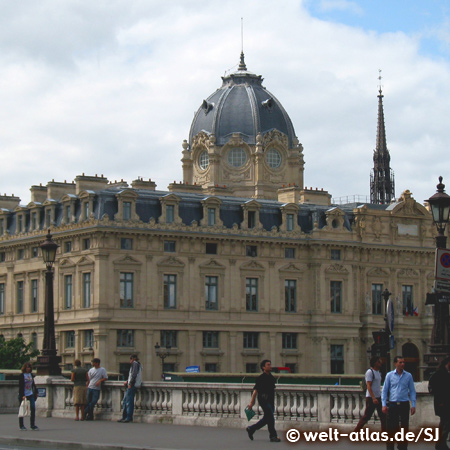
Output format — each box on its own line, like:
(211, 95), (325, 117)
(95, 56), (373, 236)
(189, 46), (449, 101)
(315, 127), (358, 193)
(0, 54), (438, 380)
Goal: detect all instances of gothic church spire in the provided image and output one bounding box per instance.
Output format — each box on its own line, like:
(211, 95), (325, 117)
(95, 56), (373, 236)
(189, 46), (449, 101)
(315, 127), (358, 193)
(370, 72), (395, 204)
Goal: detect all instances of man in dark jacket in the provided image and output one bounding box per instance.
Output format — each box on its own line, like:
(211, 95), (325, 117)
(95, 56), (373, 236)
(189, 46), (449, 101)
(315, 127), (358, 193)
(429, 356), (450, 450)
(118, 354), (142, 423)
(246, 360), (280, 442)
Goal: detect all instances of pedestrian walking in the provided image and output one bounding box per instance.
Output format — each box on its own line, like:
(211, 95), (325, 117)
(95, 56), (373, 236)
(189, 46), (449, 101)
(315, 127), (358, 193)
(84, 358), (108, 421)
(381, 355), (416, 450)
(71, 359), (88, 421)
(118, 354), (143, 423)
(18, 362), (39, 431)
(246, 359), (281, 442)
(354, 356), (386, 432)
(428, 356), (450, 450)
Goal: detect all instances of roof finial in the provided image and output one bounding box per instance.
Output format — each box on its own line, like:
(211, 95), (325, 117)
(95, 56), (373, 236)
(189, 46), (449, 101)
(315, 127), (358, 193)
(241, 17), (244, 53)
(238, 18), (247, 71)
(378, 69), (383, 95)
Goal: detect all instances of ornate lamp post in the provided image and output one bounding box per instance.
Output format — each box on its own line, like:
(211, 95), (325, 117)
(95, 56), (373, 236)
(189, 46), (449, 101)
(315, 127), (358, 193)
(423, 177), (450, 378)
(154, 342), (171, 379)
(36, 229), (62, 376)
(427, 176), (450, 249)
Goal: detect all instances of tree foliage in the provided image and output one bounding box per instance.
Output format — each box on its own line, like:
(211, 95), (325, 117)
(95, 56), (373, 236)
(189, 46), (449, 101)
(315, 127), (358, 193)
(0, 336), (40, 370)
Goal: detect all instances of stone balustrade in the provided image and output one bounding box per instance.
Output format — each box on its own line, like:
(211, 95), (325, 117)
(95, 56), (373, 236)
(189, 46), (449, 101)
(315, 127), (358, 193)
(0, 378), (438, 431)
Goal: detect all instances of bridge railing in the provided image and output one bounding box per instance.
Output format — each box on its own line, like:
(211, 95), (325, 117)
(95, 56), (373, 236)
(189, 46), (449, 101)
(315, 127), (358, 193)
(0, 378), (436, 430)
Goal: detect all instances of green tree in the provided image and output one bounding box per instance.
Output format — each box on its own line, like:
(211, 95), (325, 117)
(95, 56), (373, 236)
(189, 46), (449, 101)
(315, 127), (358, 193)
(0, 336), (39, 369)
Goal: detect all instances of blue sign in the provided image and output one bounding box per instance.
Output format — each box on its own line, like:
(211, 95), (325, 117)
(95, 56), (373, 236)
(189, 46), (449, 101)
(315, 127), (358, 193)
(37, 388), (46, 398)
(390, 335), (395, 350)
(185, 365), (200, 373)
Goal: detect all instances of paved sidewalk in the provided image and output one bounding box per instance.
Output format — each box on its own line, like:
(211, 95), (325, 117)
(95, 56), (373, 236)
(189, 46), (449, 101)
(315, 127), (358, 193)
(0, 414), (441, 450)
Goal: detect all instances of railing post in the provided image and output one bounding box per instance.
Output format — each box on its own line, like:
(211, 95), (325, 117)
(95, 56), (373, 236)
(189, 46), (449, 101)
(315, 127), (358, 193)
(317, 390), (331, 425)
(172, 388), (183, 415)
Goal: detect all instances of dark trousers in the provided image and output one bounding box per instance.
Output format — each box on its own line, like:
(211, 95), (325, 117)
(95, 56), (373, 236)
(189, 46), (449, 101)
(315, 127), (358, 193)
(121, 386), (136, 421)
(248, 402), (277, 438)
(18, 395), (35, 428)
(354, 397), (386, 432)
(436, 414), (450, 450)
(386, 402), (410, 450)
(85, 388), (100, 420)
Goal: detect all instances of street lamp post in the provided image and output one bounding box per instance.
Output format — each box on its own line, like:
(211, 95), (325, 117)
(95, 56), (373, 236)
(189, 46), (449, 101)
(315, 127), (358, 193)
(382, 288), (392, 374)
(36, 229), (62, 376)
(423, 177), (450, 378)
(154, 342), (171, 379)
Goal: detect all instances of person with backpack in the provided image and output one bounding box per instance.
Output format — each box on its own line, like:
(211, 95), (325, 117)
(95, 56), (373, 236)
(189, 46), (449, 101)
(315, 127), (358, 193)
(354, 356), (386, 432)
(428, 356), (450, 450)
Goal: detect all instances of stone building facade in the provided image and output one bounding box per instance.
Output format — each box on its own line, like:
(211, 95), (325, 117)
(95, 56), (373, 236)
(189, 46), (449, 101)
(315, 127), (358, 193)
(0, 54), (439, 380)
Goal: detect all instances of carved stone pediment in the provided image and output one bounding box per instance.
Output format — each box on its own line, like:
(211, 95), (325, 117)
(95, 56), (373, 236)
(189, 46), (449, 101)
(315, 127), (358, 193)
(279, 263), (304, 273)
(113, 254), (142, 266)
(59, 258), (75, 268)
(240, 260), (265, 271)
(199, 259), (226, 270)
(77, 256), (94, 266)
(192, 131), (212, 150)
(157, 256), (185, 268)
(367, 267), (389, 277)
(397, 268), (419, 278)
(387, 190), (429, 217)
(262, 129), (288, 149)
(325, 263), (349, 274)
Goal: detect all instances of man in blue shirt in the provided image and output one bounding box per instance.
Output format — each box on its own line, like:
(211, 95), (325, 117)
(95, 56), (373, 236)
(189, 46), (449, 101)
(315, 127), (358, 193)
(381, 355), (416, 450)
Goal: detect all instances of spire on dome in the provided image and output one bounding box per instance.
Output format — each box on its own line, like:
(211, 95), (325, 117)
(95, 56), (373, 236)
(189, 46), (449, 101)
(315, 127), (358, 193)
(370, 70), (395, 205)
(238, 51), (247, 71)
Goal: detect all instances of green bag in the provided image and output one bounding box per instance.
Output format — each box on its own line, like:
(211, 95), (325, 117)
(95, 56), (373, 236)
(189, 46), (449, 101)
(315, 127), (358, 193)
(245, 407), (256, 421)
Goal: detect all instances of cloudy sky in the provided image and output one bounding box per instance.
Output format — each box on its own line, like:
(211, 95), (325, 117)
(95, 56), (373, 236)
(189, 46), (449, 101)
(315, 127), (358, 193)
(1, 0), (450, 205)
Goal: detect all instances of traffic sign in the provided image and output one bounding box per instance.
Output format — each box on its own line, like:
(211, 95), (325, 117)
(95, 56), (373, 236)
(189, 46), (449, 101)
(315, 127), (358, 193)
(436, 249), (450, 281)
(435, 279), (450, 294)
(426, 292), (450, 305)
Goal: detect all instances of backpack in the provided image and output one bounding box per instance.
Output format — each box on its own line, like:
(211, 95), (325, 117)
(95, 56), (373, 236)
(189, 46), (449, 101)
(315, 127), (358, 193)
(360, 368), (374, 392)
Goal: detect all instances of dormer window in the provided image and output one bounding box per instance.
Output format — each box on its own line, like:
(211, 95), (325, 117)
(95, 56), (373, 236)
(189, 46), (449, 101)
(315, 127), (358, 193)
(241, 200), (261, 231)
(114, 190), (138, 222)
(123, 202), (131, 220)
(280, 203), (299, 232)
(166, 205), (174, 224)
(31, 212), (37, 231)
(61, 194), (77, 225)
(17, 215), (23, 233)
(84, 201), (89, 219)
(208, 208), (216, 226)
(286, 214), (294, 231)
(0, 218), (4, 236)
(248, 211), (256, 229)
(46, 209), (52, 228)
(159, 194), (181, 225)
(200, 197), (223, 227)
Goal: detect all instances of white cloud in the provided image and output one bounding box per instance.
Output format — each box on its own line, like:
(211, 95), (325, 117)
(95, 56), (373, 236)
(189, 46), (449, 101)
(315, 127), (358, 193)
(0, 0), (449, 206)
(317, 0), (364, 15)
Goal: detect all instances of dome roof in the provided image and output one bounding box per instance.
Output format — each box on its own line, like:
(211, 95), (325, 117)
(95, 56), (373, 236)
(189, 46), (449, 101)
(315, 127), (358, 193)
(189, 53), (297, 148)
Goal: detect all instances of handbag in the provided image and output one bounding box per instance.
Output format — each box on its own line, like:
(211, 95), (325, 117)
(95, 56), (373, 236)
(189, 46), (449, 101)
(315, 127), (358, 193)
(18, 399), (30, 418)
(245, 406), (256, 421)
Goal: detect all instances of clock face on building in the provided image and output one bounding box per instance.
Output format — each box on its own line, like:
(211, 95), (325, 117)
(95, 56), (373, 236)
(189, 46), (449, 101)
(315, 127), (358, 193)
(227, 148), (247, 167)
(199, 151), (209, 170)
(266, 148), (282, 169)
